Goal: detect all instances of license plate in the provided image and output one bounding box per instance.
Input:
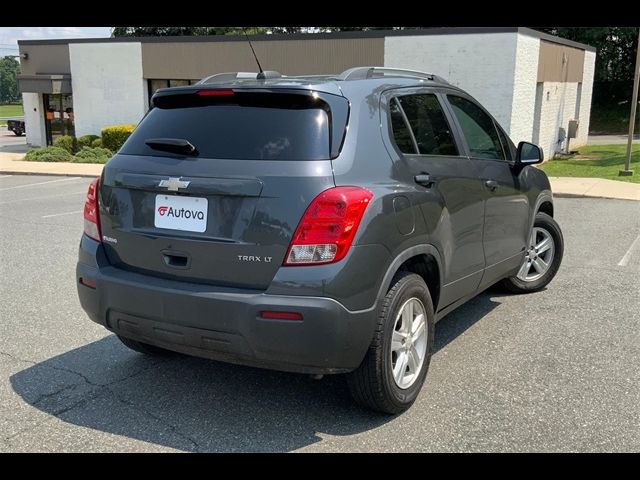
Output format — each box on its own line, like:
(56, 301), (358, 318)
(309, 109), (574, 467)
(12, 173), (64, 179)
(154, 194), (208, 233)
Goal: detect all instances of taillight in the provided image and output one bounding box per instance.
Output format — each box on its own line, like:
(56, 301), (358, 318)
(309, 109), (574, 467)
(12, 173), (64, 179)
(259, 311), (303, 321)
(284, 186), (373, 266)
(196, 89), (234, 97)
(83, 177), (102, 242)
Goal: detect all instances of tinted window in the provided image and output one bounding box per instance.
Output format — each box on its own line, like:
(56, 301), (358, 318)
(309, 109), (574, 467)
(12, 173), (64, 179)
(122, 92), (346, 161)
(390, 98), (416, 154)
(448, 95), (505, 160)
(396, 94), (458, 156)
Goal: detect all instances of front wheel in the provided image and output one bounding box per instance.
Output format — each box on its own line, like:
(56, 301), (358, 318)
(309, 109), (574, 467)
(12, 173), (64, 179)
(501, 212), (564, 293)
(347, 272), (435, 414)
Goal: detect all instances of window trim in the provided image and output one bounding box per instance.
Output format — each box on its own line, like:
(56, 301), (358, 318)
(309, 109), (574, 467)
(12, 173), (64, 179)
(390, 97), (419, 154)
(443, 92), (512, 163)
(494, 121), (516, 162)
(383, 88), (466, 160)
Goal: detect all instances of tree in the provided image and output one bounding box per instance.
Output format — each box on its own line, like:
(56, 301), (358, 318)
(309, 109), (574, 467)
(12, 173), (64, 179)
(0, 56), (20, 104)
(111, 27), (270, 37)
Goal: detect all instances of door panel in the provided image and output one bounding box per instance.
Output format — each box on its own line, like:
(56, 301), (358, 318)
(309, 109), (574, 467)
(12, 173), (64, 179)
(445, 94), (529, 283)
(385, 92), (485, 309)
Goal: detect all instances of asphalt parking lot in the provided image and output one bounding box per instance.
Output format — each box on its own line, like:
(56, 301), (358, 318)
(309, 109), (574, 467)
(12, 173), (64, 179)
(0, 174), (638, 452)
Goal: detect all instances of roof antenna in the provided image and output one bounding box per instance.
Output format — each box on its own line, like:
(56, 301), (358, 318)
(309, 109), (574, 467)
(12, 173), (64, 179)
(242, 28), (265, 79)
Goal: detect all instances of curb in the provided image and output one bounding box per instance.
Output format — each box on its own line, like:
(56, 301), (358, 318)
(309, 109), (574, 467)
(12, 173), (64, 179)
(553, 192), (639, 201)
(0, 170), (99, 178)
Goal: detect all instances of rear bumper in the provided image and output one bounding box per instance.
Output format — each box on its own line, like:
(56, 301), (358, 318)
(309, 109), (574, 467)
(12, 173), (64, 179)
(76, 238), (376, 374)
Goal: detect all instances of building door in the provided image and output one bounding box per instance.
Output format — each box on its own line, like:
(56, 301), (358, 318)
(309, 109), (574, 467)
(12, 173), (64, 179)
(43, 94), (74, 145)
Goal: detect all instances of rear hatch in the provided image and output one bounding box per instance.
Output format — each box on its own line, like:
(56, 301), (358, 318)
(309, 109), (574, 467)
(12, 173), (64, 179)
(99, 86), (349, 290)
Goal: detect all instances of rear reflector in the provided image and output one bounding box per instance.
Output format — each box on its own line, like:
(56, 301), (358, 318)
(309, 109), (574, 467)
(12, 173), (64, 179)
(196, 89), (234, 97)
(83, 177), (102, 242)
(259, 311), (303, 321)
(79, 277), (96, 289)
(284, 186), (373, 266)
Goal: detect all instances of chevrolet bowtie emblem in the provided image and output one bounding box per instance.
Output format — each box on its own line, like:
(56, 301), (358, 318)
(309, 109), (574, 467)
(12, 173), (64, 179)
(158, 177), (190, 191)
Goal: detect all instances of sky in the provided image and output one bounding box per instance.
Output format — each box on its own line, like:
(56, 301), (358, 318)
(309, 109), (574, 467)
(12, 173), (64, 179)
(0, 27), (111, 55)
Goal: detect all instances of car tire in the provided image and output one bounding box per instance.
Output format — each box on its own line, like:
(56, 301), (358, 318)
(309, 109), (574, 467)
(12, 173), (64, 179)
(347, 272), (435, 414)
(501, 212), (564, 294)
(117, 335), (173, 356)
(14, 131), (24, 137)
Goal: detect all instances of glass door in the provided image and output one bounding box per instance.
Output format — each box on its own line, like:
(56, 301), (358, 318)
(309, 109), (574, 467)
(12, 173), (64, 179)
(43, 94), (75, 145)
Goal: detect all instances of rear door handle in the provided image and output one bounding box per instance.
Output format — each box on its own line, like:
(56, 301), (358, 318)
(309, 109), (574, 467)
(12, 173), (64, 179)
(485, 180), (499, 191)
(414, 174), (435, 188)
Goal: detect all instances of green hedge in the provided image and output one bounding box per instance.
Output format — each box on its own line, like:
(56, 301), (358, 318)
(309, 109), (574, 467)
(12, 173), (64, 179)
(24, 146), (73, 162)
(53, 135), (77, 154)
(72, 146), (113, 164)
(77, 134), (100, 150)
(91, 138), (102, 148)
(101, 124), (135, 152)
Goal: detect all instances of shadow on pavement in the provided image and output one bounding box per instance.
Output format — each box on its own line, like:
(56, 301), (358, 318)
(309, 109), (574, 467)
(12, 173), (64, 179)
(10, 290), (504, 452)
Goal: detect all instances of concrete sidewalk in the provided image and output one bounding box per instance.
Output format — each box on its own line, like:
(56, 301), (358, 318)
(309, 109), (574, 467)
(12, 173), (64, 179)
(1, 154), (639, 201)
(548, 176), (640, 201)
(0, 153), (103, 177)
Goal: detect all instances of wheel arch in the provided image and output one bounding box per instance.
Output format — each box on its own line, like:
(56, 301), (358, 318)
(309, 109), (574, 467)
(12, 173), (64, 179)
(531, 191), (554, 230)
(377, 245), (443, 312)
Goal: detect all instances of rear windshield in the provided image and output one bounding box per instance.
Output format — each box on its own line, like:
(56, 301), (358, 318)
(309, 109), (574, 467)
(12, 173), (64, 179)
(120, 90), (348, 161)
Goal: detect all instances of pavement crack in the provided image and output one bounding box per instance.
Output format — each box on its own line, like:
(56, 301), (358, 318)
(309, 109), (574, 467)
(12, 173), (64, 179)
(1, 349), (170, 427)
(110, 392), (201, 452)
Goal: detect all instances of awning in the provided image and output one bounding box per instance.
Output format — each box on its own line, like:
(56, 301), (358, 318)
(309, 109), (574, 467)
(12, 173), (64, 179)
(18, 74), (72, 94)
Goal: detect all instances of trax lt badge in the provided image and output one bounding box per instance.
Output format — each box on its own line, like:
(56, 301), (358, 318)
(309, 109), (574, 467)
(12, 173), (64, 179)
(159, 177), (190, 191)
(238, 255), (272, 263)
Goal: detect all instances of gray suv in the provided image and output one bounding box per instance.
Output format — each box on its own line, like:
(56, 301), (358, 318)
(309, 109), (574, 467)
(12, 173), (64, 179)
(77, 67), (563, 414)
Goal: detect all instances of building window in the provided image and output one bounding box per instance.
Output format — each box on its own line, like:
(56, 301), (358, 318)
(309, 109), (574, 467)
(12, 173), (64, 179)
(147, 79), (197, 106)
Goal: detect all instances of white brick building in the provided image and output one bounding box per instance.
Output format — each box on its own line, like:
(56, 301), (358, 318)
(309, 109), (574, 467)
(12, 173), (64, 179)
(18, 27), (595, 159)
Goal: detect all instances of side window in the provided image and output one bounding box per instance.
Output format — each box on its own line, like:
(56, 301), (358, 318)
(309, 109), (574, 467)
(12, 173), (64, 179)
(448, 95), (505, 160)
(389, 98), (416, 154)
(396, 94), (459, 156)
(495, 125), (514, 161)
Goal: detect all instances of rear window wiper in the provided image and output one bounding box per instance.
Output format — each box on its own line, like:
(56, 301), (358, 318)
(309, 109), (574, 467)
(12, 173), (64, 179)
(145, 138), (199, 156)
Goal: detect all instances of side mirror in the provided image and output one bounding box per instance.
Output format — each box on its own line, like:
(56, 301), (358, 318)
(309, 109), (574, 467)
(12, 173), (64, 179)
(516, 141), (544, 165)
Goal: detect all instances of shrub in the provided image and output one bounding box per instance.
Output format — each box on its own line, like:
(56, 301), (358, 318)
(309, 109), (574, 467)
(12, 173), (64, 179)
(101, 124), (135, 152)
(53, 135), (77, 153)
(24, 146), (73, 162)
(73, 146), (113, 164)
(77, 134), (100, 150)
(91, 138), (102, 148)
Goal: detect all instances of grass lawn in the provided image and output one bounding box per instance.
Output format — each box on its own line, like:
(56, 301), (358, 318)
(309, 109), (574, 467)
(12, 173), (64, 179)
(539, 144), (640, 184)
(0, 104), (24, 126)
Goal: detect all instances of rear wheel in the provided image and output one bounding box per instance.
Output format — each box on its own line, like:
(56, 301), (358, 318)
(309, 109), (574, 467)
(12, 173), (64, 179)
(347, 272), (434, 414)
(14, 130), (24, 137)
(117, 335), (173, 356)
(501, 212), (563, 293)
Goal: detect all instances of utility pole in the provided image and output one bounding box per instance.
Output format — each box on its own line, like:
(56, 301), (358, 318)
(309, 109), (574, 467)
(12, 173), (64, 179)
(620, 28), (640, 176)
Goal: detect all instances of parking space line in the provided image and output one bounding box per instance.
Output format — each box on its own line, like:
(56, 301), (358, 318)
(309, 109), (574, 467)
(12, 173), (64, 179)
(42, 209), (83, 219)
(0, 177), (82, 192)
(618, 234), (640, 267)
(0, 190), (86, 206)
(0, 175), (13, 179)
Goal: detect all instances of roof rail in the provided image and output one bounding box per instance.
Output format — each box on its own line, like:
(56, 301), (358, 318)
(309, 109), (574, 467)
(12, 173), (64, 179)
(196, 71), (283, 85)
(337, 67), (448, 84)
